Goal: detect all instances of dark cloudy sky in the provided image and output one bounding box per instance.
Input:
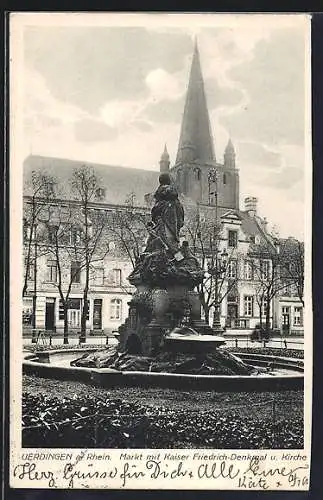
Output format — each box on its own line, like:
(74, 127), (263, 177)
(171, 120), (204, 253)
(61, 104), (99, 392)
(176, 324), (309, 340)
(13, 13), (310, 238)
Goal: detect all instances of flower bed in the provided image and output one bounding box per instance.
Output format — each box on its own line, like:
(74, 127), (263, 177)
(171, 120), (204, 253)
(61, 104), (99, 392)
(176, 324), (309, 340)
(226, 347), (304, 360)
(22, 392), (303, 449)
(23, 344), (106, 353)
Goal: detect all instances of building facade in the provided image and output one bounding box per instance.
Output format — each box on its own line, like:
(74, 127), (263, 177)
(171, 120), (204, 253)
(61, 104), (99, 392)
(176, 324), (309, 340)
(22, 41), (304, 337)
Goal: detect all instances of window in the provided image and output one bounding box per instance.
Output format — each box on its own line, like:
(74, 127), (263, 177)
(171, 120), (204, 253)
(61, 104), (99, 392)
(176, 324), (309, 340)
(71, 227), (82, 245)
(48, 225), (58, 244)
(223, 173), (227, 185)
(194, 168), (201, 181)
(58, 300), (64, 320)
(261, 297), (268, 315)
(23, 298), (33, 325)
(110, 298), (122, 320)
(82, 300), (90, 320)
(260, 260), (270, 280)
(228, 230), (238, 248)
(244, 260), (253, 280)
(95, 187), (106, 200)
(24, 257), (34, 280)
(108, 241), (116, 252)
(94, 267), (104, 286)
(58, 298), (88, 319)
(293, 307), (303, 326)
(244, 295), (254, 317)
(47, 260), (57, 282)
(23, 219), (30, 240)
(250, 235), (255, 244)
(71, 261), (81, 283)
(228, 259), (237, 278)
(60, 225), (71, 245)
(112, 268), (122, 286)
(227, 293), (238, 303)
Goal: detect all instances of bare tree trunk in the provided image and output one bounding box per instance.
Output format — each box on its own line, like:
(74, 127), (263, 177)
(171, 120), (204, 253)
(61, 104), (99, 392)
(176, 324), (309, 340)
(81, 283), (89, 337)
(265, 299), (271, 336)
(259, 303), (263, 329)
(63, 304), (69, 344)
(203, 305), (210, 325)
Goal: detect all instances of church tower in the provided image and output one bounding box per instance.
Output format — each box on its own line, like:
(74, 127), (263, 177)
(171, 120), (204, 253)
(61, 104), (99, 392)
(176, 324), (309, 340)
(159, 144), (170, 173)
(170, 40), (239, 210)
(224, 138), (236, 169)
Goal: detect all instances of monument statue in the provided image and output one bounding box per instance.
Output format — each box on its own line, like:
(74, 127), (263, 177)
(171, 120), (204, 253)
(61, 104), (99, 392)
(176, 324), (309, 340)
(150, 172), (184, 252)
(129, 173), (204, 288)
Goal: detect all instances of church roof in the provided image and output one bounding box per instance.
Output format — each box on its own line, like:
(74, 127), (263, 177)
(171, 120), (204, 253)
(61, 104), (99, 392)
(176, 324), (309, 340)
(23, 155), (159, 207)
(176, 40), (215, 164)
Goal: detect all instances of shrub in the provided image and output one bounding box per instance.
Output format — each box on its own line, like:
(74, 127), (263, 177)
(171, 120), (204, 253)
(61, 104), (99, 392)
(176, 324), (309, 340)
(22, 392), (303, 449)
(227, 347), (304, 360)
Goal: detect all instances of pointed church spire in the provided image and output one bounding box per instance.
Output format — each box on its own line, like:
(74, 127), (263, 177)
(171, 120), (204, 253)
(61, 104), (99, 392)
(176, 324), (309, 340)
(159, 143), (170, 173)
(176, 40), (215, 164)
(224, 138), (235, 168)
(161, 143), (169, 160)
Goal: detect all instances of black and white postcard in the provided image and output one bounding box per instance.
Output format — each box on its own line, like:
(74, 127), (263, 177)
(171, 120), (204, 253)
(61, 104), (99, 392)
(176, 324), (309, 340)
(9, 12), (312, 491)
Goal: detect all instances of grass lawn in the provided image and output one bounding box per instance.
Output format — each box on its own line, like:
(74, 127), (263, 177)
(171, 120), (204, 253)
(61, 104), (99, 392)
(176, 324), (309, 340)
(23, 374), (303, 419)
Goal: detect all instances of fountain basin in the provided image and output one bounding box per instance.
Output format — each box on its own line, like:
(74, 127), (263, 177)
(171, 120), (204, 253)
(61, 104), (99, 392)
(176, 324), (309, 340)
(23, 348), (304, 392)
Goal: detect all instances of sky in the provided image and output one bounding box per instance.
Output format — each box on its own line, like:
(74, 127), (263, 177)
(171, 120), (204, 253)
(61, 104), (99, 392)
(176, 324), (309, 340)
(15, 13), (310, 239)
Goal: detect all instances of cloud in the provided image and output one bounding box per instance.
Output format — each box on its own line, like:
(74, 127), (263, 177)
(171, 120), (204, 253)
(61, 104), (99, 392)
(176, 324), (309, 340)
(74, 119), (118, 142)
(131, 120), (153, 132)
(99, 99), (144, 128)
(264, 166), (303, 189)
(24, 26), (192, 114)
(142, 97), (185, 124)
(236, 141), (281, 169)
(220, 27), (305, 147)
(205, 77), (243, 110)
(145, 68), (183, 101)
(21, 22), (307, 239)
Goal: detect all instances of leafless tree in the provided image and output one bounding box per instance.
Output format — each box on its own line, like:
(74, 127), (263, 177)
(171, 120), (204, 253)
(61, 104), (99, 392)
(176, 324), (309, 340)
(107, 193), (149, 269)
(278, 238), (304, 307)
(184, 207), (238, 326)
(23, 171), (56, 298)
(70, 166), (110, 337)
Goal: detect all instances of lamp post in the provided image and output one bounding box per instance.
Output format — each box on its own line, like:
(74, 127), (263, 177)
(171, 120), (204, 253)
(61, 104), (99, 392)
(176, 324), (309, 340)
(208, 248), (228, 334)
(207, 168), (228, 335)
(31, 228), (38, 343)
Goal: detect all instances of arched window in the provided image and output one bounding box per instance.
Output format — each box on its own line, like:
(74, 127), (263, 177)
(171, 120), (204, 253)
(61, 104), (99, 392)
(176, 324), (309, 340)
(194, 168), (201, 181)
(223, 173), (227, 185)
(110, 298), (122, 320)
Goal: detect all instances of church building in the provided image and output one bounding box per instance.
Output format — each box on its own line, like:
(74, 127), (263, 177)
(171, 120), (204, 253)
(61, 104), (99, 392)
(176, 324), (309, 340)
(22, 41), (304, 338)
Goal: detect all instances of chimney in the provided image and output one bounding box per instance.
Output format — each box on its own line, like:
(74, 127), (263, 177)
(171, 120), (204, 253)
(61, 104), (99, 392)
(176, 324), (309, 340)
(262, 217), (268, 230)
(244, 196), (258, 217)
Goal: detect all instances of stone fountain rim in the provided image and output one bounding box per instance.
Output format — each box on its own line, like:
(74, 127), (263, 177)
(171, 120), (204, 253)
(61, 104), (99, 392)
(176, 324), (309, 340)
(22, 348), (304, 393)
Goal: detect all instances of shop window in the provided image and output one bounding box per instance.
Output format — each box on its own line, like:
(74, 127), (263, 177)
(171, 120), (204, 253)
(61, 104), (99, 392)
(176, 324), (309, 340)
(110, 298), (122, 320)
(294, 307), (303, 326)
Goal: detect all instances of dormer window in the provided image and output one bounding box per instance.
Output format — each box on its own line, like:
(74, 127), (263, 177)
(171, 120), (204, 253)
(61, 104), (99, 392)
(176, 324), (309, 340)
(95, 187), (106, 200)
(228, 230), (238, 248)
